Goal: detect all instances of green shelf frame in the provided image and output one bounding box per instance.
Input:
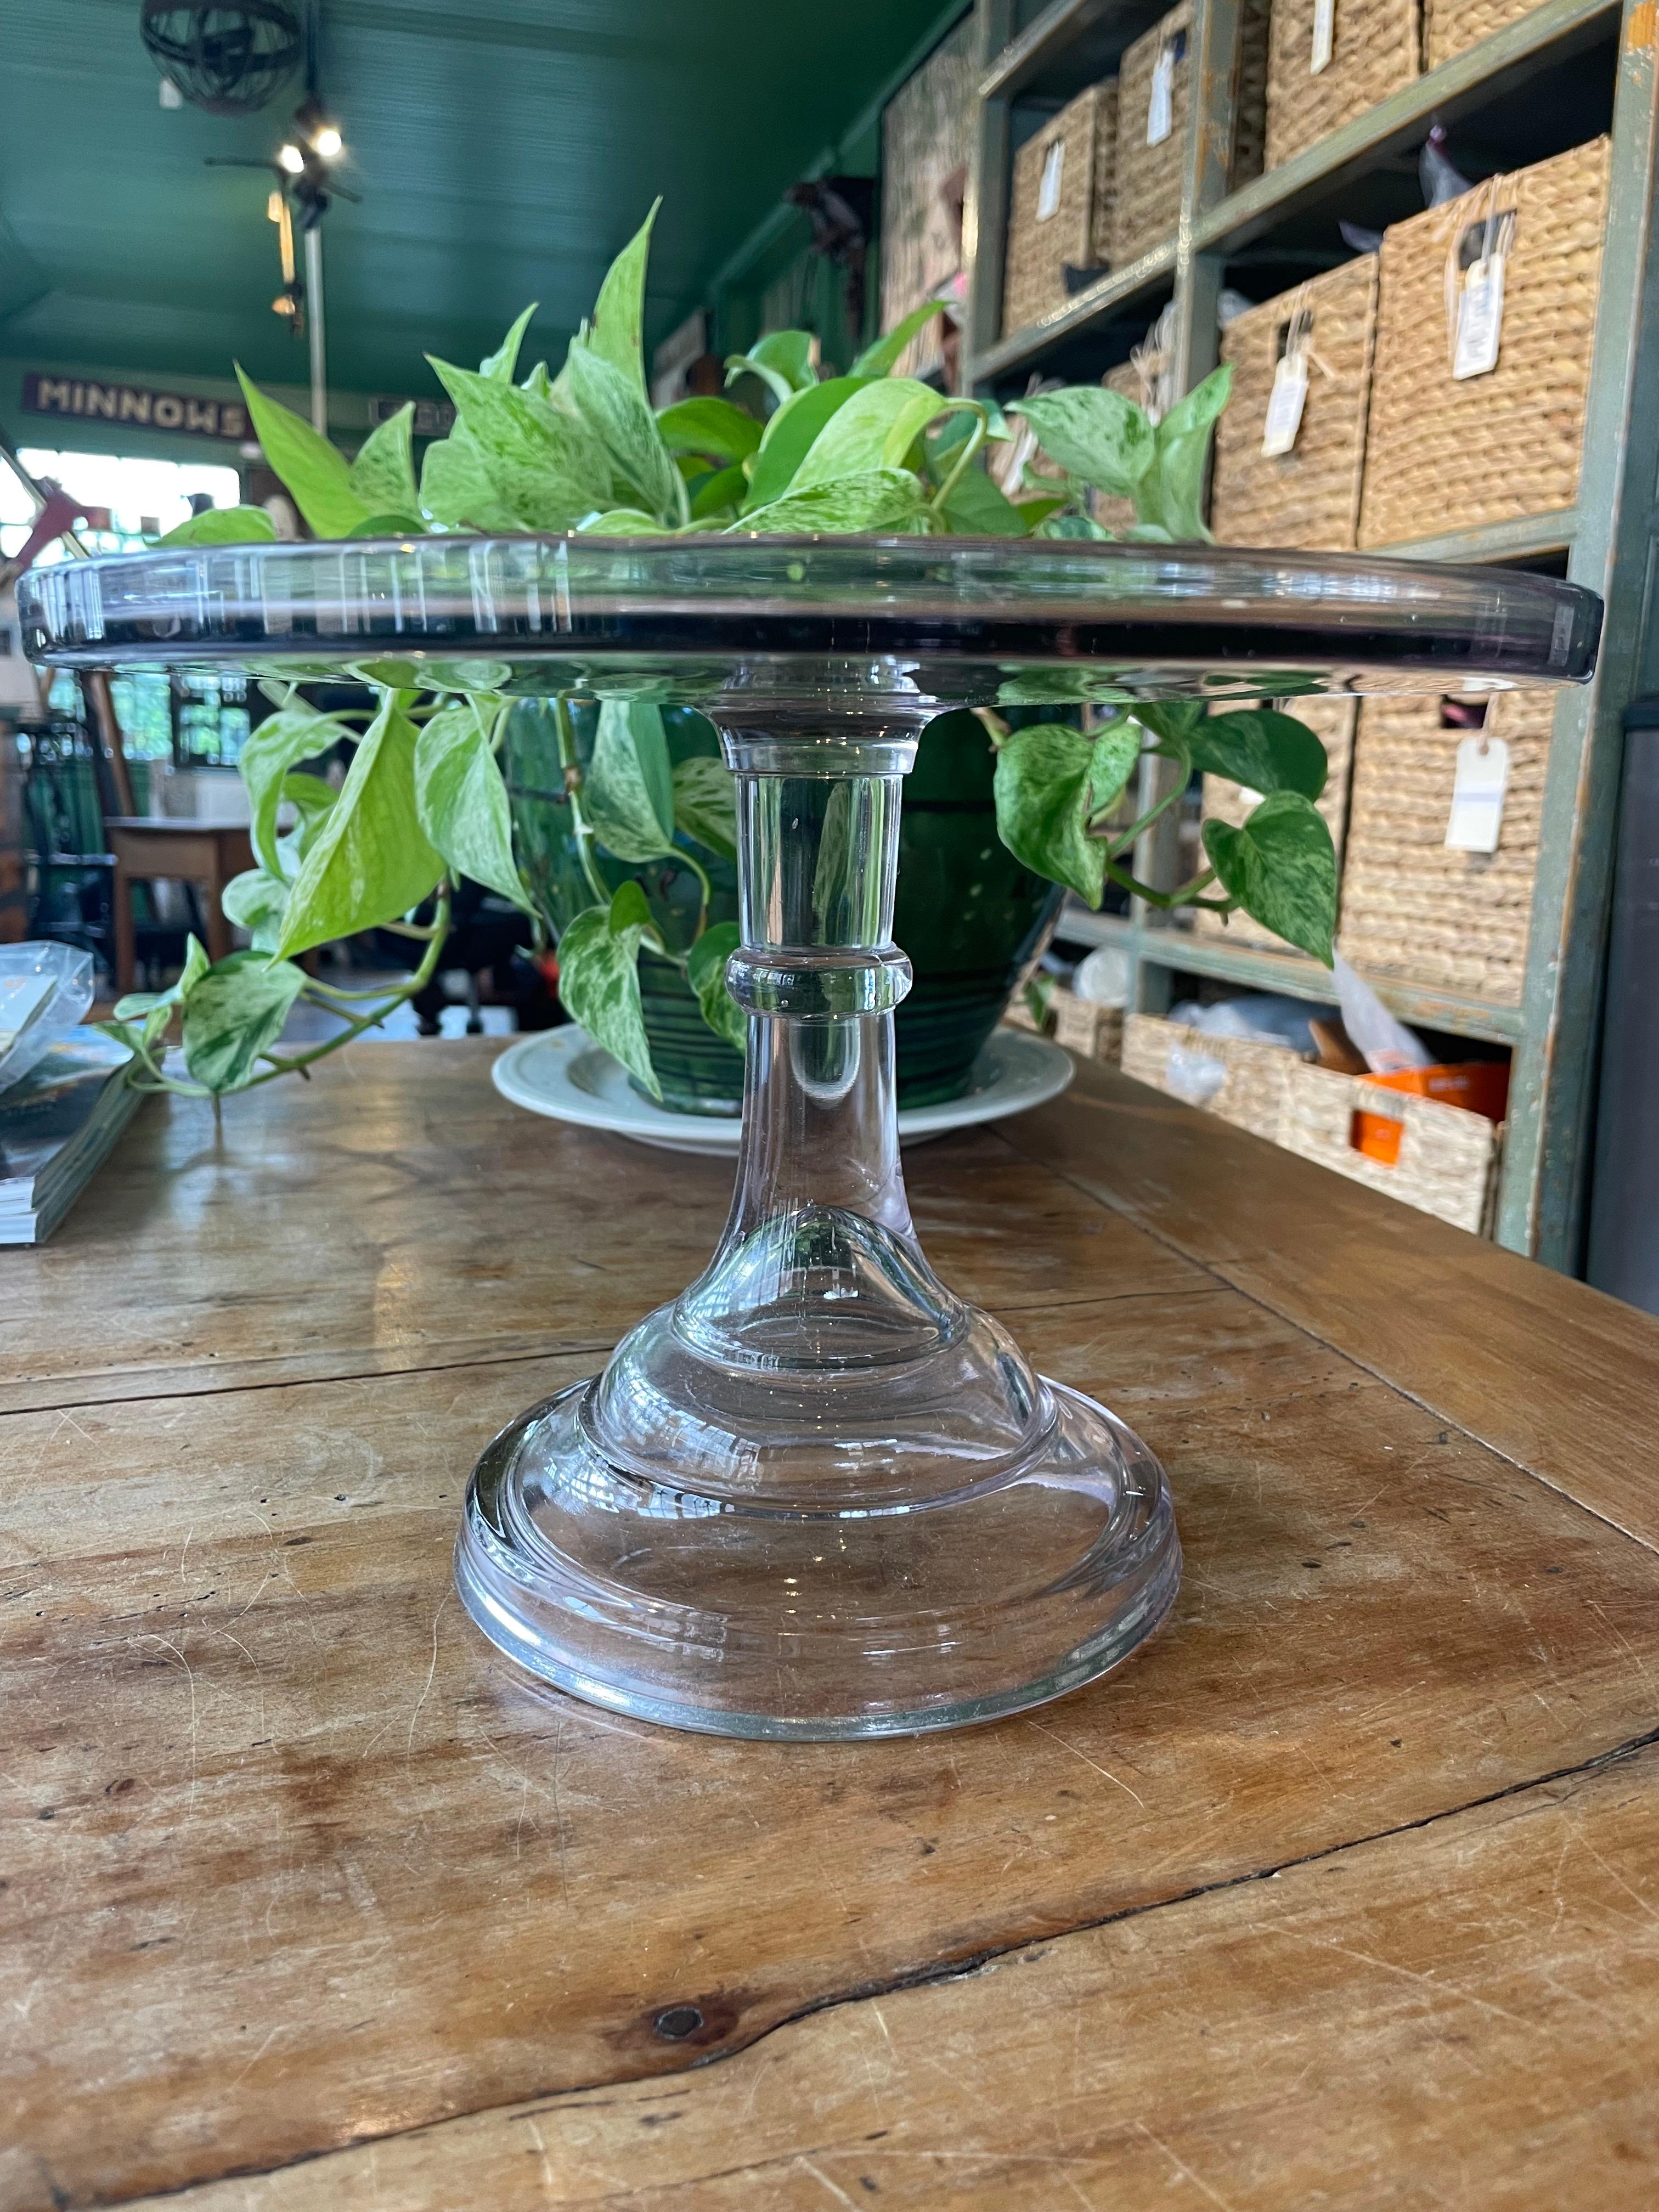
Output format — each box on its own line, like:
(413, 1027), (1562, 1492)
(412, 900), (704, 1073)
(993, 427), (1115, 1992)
(1053, 905), (1526, 1043)
(956, 0), (1659, 1271)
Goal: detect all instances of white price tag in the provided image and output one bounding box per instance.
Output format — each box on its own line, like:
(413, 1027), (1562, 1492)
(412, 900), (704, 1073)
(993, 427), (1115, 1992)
(1453, 256), (1506, 380)
(1261, 352), (1309, 456)
(1147, 46), (1175, 145)
(1445, 735), (1510, 853)
(1311, 0), (1335, 71)
(1036, 139), (1064, 221)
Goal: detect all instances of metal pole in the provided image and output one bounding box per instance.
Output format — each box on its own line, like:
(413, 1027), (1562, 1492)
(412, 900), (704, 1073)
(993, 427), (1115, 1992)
(304, 221), (328, 436)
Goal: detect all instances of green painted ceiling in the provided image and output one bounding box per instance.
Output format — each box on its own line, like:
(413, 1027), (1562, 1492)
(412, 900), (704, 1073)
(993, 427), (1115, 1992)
(0, 0), (952, 398)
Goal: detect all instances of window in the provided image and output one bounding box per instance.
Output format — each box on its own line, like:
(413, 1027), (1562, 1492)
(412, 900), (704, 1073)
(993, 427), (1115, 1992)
(6, 449), (249, 761)
(0, 447), (242, 563)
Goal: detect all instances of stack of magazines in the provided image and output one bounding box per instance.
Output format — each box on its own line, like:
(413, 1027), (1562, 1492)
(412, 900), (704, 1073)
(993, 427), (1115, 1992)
(0, 1032), (142, 1244)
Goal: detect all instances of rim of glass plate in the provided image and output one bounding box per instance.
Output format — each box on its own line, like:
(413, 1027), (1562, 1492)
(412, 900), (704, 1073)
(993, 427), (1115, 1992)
(16, 533), (1602, 701)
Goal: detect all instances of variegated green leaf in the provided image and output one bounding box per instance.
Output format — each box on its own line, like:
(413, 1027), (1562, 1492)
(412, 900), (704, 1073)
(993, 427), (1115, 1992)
(114, 933), (209, 1022)
(274, 692), (444, 959)
(221, 867), (290, 953)
(656, 397), (762, 464)
(585, 204), (658, 404)
(414, 700), (529, 908)
(1011, 387), (1155, 499)
(725, 329), (817, 405)
(480, 302), (538, 381)
(238, 703), (348, 878)
(686, 922), (744, 1052)
(348, 405), (419, 516)
(1201, 792), (1337, 963)
(563, 342), (682, 523)
(235, 368), (370, 539)
(555, 881), (663, 1098)
(850, 301), (948, 377)
(791, 378), (955, 489)
(180, 952), (307, 1092)
(426, 359), (612, 529)
(156, 506), (276, 547)
(670, 754), (737, 859)
(743, 377), (871, 510)
(584, 699), (676, 861)
(733, 469), (928, 536)
(419, 428), (523, 532)
(992, 720), (1142, 908)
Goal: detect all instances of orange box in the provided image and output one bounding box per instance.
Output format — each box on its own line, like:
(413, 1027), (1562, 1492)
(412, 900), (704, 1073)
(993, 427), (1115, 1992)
(1351, 1060), (1511, 1167)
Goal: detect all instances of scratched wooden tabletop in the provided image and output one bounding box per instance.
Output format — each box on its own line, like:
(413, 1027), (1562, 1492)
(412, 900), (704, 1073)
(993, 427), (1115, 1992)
(3, 1039), (1657, 2210)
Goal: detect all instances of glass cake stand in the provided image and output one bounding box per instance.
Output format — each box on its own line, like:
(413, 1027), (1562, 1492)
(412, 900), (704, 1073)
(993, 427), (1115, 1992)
(20, 537), (1601, 1738)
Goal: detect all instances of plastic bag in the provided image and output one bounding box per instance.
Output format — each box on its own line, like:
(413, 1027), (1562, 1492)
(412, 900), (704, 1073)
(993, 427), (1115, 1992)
(1332, 954), (1432, 1074)
(0, 943), (96, 1094)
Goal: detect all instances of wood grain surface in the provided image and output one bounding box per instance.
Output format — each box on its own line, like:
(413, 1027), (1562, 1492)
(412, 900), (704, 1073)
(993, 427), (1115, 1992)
(2, 1041), (1656, 2210)
(117, 1740), (1659, 2211)
(0, 1049), (1193, 1413)
(997, 1058), (1659, 1550)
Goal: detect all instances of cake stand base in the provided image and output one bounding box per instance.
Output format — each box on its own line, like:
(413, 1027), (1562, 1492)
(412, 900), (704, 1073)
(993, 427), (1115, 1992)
(455, 1376), (1180, 1740)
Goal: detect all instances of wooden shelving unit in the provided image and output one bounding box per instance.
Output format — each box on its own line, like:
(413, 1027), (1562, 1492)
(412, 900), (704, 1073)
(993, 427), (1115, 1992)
(955, 0), (1659, 1269)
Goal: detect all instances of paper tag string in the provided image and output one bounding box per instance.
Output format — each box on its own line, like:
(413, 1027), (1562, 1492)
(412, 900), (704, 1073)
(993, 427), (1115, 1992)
(1442, 177), (1516, 378)
(1261, 290), (1335, 456)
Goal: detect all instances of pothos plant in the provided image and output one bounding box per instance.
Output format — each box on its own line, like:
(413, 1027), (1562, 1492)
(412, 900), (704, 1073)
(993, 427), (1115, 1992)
(101, 201), (1338, 1107)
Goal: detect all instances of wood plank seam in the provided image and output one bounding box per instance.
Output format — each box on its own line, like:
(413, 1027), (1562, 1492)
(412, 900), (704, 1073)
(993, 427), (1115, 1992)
(992, 1119), (1659, 1565)
(106, 1713), (1659, 2208)
(1, 1286), (1233, 1421)
(0, 1340), (624, 1421)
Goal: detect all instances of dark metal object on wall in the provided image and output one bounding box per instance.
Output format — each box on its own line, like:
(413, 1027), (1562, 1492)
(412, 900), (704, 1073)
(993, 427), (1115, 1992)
(785, 177), (876, 341)
(139, 1), (303, 115)
(1586, 705), (1659, 1313)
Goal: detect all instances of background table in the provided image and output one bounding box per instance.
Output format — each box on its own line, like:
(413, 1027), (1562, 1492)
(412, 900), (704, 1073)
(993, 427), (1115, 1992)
(104, 816), (256, 995)
(3, 1040), (1657, 2209)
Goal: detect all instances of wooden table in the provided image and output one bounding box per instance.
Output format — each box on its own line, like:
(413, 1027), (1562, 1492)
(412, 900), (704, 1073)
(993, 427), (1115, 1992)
(105, 817), (256, 996)
(4, 1040), (1658, 2210)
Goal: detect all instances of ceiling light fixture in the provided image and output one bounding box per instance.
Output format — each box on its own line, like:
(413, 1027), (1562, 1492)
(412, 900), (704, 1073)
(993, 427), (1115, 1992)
(292, 92), (343, 159)
(192, 5), (352, 432)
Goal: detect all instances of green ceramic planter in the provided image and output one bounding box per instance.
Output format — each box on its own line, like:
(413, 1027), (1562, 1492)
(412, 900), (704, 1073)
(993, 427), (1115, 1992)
(504, 701), (1064, 1114)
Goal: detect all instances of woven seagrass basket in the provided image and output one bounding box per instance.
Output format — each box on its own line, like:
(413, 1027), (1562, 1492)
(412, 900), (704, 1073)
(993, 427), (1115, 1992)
(1281, 1062), (1501, 1233)
(1001, 986), (1122, 1063)
(1425, 0), (1539, 68)
(1113, 0), (1271, 264)
(1234, 0), (1273, 185)
(1209, 257), (1378, 549)
(1112, 5), (1192, 266)
(1002, 83), (1117, 336)
(1121, 1013), (1295, 1142)
(1265, 0), (1420, 172)
(1125, 1014), (1502, 1232)
(877, 14), (975, 380)
(1335, 686), (1553, 1005)
(1193, 695), (1359, 948)
(1050, 988), (1124, 1063)
(1357, 137), (1609, 549)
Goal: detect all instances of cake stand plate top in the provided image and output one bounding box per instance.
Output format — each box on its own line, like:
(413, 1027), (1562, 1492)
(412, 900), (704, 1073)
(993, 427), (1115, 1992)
(18, 535), (1600, 704)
